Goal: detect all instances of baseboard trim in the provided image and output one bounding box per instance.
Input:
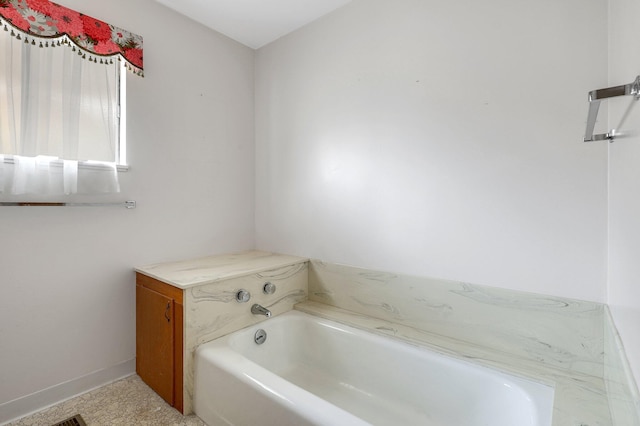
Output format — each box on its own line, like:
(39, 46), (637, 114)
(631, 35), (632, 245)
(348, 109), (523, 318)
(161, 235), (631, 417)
(0, 358), (135, 425)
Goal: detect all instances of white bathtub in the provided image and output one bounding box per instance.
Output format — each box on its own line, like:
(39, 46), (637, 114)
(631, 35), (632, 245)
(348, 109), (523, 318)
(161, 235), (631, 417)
(194, 310), (554, 426)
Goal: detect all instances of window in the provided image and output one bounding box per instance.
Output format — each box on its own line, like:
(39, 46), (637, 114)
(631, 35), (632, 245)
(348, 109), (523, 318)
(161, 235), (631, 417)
(0, 34), (125, 194)
(0, 1), (143, 195)
(0, 33), (126, 164)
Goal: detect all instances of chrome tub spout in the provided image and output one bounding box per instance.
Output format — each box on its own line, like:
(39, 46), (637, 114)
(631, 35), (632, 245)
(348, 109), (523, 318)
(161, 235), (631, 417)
(251, 304), (271, 317)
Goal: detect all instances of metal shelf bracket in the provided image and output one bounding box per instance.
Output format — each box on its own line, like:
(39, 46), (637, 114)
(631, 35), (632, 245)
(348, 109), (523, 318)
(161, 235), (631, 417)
(584, 75), (640, 143)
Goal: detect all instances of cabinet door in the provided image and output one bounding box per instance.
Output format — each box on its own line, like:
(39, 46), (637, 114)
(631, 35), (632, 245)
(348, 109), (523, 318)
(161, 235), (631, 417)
(136, 285), (174, 406)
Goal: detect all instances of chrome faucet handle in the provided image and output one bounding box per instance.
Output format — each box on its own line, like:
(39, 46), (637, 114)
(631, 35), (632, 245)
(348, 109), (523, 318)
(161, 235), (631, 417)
(263, 282), (276, 295)
(235, 289), (251, 303)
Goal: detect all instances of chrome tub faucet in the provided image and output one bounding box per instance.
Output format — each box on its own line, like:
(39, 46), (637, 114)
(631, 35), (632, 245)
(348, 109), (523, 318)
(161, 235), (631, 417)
(251, 304), (271, 318)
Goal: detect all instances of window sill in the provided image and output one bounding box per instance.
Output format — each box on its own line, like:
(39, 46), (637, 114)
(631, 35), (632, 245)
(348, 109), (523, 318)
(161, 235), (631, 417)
(1, 156), (129, 172)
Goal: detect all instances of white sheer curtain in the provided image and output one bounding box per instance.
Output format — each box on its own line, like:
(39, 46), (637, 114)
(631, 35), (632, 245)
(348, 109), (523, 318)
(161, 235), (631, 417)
(0, 32), (120, 195)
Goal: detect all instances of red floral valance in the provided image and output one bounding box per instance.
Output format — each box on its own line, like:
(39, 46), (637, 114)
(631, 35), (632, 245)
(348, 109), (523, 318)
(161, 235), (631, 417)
(0, 0), (143, 76)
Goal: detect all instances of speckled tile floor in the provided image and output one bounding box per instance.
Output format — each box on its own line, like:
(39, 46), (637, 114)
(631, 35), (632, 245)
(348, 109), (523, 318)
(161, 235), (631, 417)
(7, 375), (206, 426)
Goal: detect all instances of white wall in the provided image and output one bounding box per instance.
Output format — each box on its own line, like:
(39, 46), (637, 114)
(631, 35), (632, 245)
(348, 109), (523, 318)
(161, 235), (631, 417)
(255, 0), (609, 301)
(0, 0), (255, 417)
(3, 0), (634, 420)
(608, 0), (640, 390)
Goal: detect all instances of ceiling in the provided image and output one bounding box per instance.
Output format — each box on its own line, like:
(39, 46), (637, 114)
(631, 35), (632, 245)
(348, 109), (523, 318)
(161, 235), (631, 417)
(154, 0), (353, 49)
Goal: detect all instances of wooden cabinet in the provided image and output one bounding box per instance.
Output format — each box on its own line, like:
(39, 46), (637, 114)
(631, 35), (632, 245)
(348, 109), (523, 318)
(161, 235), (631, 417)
(136, 273), (184, 413)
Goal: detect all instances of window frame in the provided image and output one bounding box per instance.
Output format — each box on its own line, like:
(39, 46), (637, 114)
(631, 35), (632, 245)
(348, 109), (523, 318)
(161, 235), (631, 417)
(0, 47), (129, 172)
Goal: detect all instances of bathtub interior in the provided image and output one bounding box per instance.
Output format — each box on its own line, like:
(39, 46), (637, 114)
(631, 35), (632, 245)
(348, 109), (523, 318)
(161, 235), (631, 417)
(195, 311), (555, 426)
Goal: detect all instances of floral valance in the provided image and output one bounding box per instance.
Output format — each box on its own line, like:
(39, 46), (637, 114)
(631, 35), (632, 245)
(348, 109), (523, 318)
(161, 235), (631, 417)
(0, 0), (143, 76)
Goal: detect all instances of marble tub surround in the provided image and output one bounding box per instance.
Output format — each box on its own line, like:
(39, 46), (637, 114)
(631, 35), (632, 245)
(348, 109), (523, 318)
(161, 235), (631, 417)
(135, 250), (308, 415)
(295, 301), (611, 426)
(135, 250), (307, 289)
(309, 260), (605, 378)
(184, 261), (308, 412)
(306, 259), (640, 425)
(135, 252), (639, 423)
(604, 307), (640, 425)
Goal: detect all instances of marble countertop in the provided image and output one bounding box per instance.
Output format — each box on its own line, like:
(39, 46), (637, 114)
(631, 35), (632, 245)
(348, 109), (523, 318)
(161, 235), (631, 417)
(135, 250), (308, 289)
(295, 301), (613, 426)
